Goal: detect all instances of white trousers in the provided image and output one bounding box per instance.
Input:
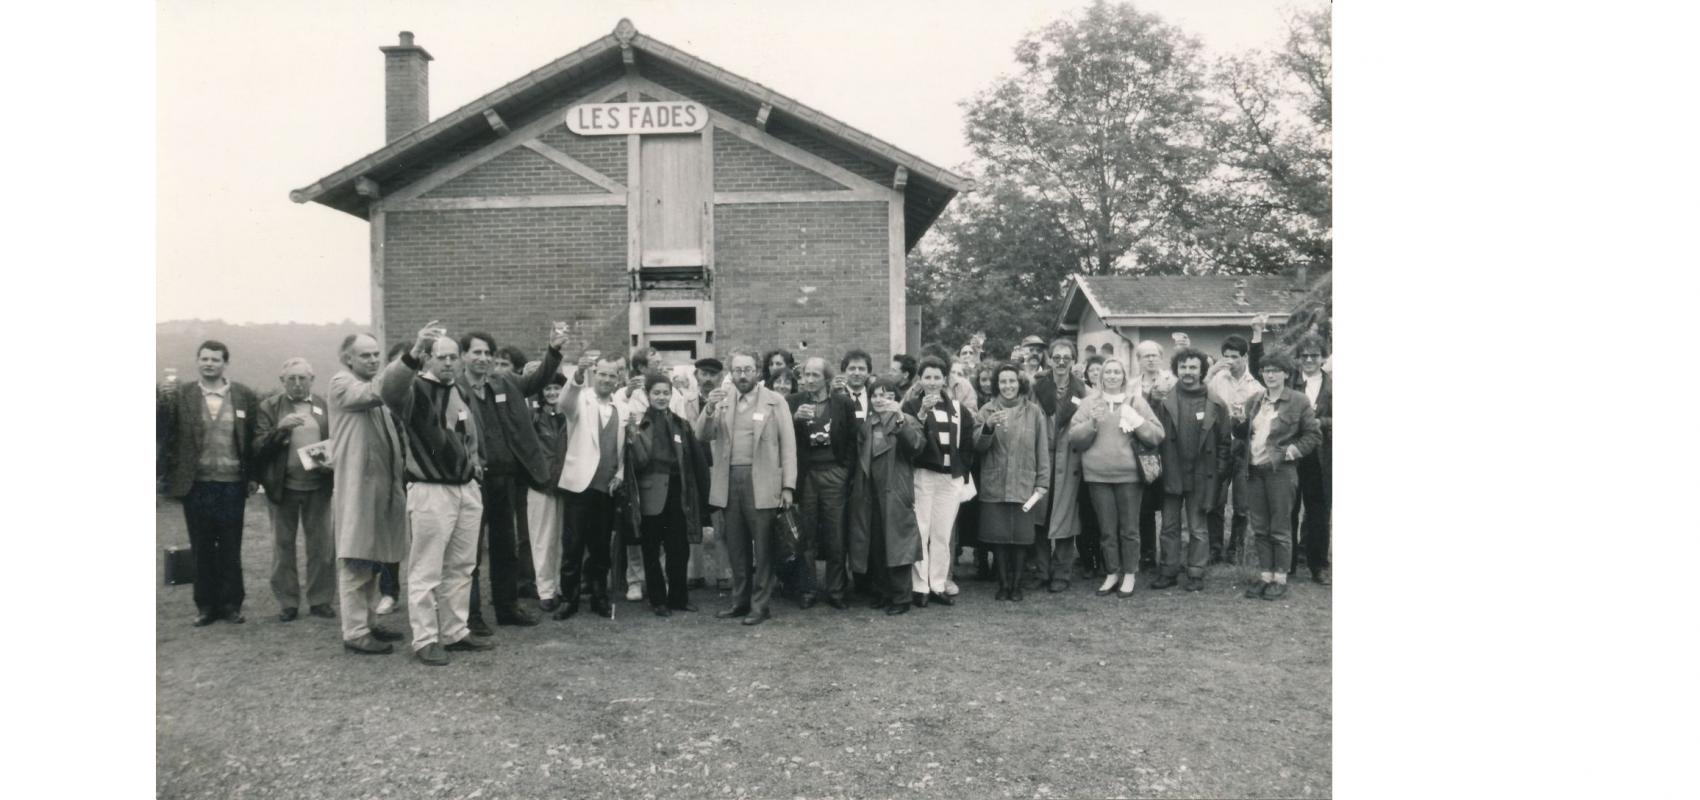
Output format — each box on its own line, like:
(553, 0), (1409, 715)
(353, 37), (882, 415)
(526, 489), (563, 600)
(406, 482), (482, 651)
(911, 470), (962, 594)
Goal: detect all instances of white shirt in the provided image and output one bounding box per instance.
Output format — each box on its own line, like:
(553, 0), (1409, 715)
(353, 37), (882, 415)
(198, 379), (230, 418)
(1303, 372), (1323, 406)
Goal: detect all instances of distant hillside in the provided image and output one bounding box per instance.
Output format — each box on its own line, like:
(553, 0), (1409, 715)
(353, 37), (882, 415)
(157, 320), (367, 393)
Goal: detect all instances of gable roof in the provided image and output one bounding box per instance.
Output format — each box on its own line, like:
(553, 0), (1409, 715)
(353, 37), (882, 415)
(289, 18), (969, 249)
(1059, 274), (1316, 330)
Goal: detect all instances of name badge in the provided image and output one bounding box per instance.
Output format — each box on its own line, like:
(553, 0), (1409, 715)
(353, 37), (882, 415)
(937, 431), (951, 445)
(457, 409), (468, 421)
(1070, 396), (1080, 406)
(753, 412), (766, 422)
(1196, 411), (1206, 421)
(312, 406), (324, 416)
(495, 393), (507, 403)
(235, 409), (246, 419)
(673, 433), (683, 443)
(932, 409), (950, 423)
(854, 410), (866, 419)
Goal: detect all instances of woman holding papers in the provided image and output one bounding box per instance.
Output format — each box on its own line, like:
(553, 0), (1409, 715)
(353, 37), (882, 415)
(972, 363), (1052, 602)
(1069, 358), (1166, 599)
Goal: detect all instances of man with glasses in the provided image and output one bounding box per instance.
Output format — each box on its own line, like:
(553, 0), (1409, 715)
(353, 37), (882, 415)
(252, 357), (336, 623)
(1033, 338), (1088, 592)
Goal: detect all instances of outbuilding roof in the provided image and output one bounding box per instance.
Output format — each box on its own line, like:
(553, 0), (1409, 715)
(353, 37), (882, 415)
(289, 18), (969, 249)
(1059, 274), (1316, 330)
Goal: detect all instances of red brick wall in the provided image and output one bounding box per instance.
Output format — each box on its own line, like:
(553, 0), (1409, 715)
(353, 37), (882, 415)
(713, 134), (845, 192)
(713, 202), (892, 367)
(423, 147), (606, 197)
(382, 207), (631, 358)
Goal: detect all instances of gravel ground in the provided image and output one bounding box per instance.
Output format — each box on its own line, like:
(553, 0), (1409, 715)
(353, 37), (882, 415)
(157, 496), (1331, 799)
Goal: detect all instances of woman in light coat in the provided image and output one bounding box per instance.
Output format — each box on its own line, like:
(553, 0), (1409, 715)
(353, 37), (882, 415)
(1068, 358), (1165, 598)
(972, 363), (1052, 601)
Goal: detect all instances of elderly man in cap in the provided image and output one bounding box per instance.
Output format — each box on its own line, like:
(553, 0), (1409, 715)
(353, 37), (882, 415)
(252, 357), (336, 622)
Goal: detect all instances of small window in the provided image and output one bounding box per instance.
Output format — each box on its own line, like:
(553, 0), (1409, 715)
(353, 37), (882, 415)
(648, 306), (698, 327)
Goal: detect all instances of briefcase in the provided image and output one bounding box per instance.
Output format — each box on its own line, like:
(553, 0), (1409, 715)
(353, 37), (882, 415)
(164, 547), (195, 586)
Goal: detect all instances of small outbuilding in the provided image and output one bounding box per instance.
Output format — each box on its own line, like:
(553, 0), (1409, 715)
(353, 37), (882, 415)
(1056, 274), (1313, 362)
(290, 20), (968, 366)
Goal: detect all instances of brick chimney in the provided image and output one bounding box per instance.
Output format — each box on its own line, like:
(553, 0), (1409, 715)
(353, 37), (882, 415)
(380, 31), (433, 143)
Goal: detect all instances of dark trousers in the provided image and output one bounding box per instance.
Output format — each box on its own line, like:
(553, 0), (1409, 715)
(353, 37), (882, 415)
(640, 475), (691, 610)
(995, 543), (1028, 592)
(1087, 481), (1143, 574)
(788, 463), (845, 599)
(379, 562), (400, 599)
(1247, 463), (1299, 573)
(184, 480), (247, 614)
(1160, 492), (1211, 578)
(470, 472), (524, 618)
(1075, 489), (1102, 575)
(721, 466), (777, 614)
(1290, 454), (1331, 573)
(514, 487), (536, 591)
(1208, 458), (1250, 560)
(560, 488), (615, 606)
(1032, 535), (1077, 583)
(1136, 481), (1163, 567)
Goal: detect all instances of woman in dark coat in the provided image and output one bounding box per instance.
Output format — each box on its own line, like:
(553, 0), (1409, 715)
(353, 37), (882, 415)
(846, 377), (926, 616)
(624, 372), (712, 616)
(972, 363), (1052, 601)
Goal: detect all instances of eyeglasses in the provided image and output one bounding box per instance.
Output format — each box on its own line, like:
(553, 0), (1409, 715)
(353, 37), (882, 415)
(730, 367), (761, 375)
(1051, 354), (1073, 362)
(1299, 353), (1324, 360)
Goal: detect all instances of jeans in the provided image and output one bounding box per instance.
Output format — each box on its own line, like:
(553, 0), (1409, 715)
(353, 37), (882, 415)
(1087, 481), (1143, 575)
(787, 463), (845, 599)
(1160, 492), (1211, 579)
(1246, 463), (1299, 574)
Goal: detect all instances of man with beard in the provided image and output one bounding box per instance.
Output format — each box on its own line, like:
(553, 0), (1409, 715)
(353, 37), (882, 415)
(327, 334), (409, 653)
(695, 349), (797, 627)
(457, 330), (563, 634)
(781, 356), (856, 610)
(1152, 348), (1233, 592)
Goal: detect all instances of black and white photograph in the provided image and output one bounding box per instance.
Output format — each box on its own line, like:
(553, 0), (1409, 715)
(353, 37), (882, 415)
(16, 0), (1691, 797)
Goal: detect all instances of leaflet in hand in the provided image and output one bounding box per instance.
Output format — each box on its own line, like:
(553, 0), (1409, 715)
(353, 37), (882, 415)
(1021, 491), (1043, 513)
(298, 441), (333, 471)
(1118, 404), (1144, 434)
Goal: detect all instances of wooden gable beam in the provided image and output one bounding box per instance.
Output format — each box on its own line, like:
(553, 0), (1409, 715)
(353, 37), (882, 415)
(379, 78), (631, 208)
(893, 166), (908, 191)
(626, 75), (894, 197)
(355, 176), (381, 199)
(755, 103), (772, 131)
(521, 140), (627, 193)
(483, 109), (509, 135)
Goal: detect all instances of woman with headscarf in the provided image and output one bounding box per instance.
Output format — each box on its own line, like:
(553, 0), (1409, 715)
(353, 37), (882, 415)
(624, 372), (712, 616)
(972, 363), (1052, 601)
(1068, 358), (1166, 598)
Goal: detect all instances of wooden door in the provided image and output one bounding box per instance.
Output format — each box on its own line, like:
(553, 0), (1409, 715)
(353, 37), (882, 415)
(639, 135), (704, 268)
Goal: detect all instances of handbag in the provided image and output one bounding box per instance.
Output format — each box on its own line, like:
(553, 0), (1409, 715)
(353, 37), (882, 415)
(1135, 440), (1163, 483)
(956, 473), (978, 504)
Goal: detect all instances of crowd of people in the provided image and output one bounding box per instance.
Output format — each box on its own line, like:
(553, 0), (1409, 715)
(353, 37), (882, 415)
(156, 316), (1331, 667)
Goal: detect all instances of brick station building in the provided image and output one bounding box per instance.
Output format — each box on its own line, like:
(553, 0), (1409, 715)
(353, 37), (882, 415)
(290, 20), (967, 367)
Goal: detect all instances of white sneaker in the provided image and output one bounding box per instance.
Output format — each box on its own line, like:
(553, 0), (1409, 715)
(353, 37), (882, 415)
(375, 596), (396, 615)
(943, 580), (960, 597)
(625, 583), (643, 602)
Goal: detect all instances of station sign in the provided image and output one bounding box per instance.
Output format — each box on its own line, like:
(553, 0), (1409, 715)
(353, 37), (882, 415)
(566, 101), (709, 136)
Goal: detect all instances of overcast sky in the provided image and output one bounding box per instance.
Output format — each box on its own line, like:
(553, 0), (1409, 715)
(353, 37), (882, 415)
(156, 0), (1294, 324)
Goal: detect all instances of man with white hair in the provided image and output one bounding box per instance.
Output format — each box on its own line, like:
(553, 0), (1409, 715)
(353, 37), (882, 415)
(328, 334), (410, 654)
(252, 357), (336, 622)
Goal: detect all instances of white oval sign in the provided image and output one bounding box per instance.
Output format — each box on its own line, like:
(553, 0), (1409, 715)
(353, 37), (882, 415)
(566, 102), (708, 136)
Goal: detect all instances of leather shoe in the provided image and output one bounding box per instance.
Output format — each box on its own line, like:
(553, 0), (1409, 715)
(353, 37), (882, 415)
(913, 592), (929, 609)
(799, 594), (818, 610)
(885, 602), (910, 616)
(467, 616), (494, 637)
(370, 627), (404, 643)
(994, 587), (1009, 602)
(826, 597), (849, 611)
(1243, 581), (1268, 599)
(539, 597), (561, 613)
(589, 599), (614, 619)
(1047, 579), (1070, 594)
(930, 592), (954, 607)
(415, 643), (449, 666)
(653, 605), (672, 617)
(496, 607), (539, 627)
(309, 604), (337, 619)
(740, 610), (771, 626)
(1184, 576), (1204, 592)
(1150, 575), (1178, 590)
(1262, 582), (1290, 601)
(278, 607), (299, 622)
(669, 602), (699, 613)
(193, 612), (217, 627)
(446, 635), (497, 652)
(1010, 587), (1025, 602)
(1313, 569), (1331, 586)
(223, 609), (246, 624)
(715, 606), (751, 619)
(868, 596), (888, 610)
(344, 635), (393, 655)
(552, 603), (579, 621)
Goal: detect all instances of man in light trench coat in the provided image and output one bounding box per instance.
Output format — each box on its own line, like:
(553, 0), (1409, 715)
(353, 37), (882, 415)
(329, 333), (412, 653)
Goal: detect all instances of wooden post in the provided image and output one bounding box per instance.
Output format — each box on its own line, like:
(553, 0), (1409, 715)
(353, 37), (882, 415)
(369, 209), (386, 346)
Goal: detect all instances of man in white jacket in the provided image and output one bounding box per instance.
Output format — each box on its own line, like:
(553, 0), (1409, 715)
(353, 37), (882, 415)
(550, 351), (627, 621)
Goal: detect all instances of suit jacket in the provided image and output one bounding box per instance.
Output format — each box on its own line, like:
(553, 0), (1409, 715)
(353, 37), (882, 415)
(252, 391), (332, 499)
(554, 379), (627, 494)
(695, 384), (797, 510)
(624, 408), (712, 539)
(1156, 388), (1234, 504)
(157, 380), (260, 498)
